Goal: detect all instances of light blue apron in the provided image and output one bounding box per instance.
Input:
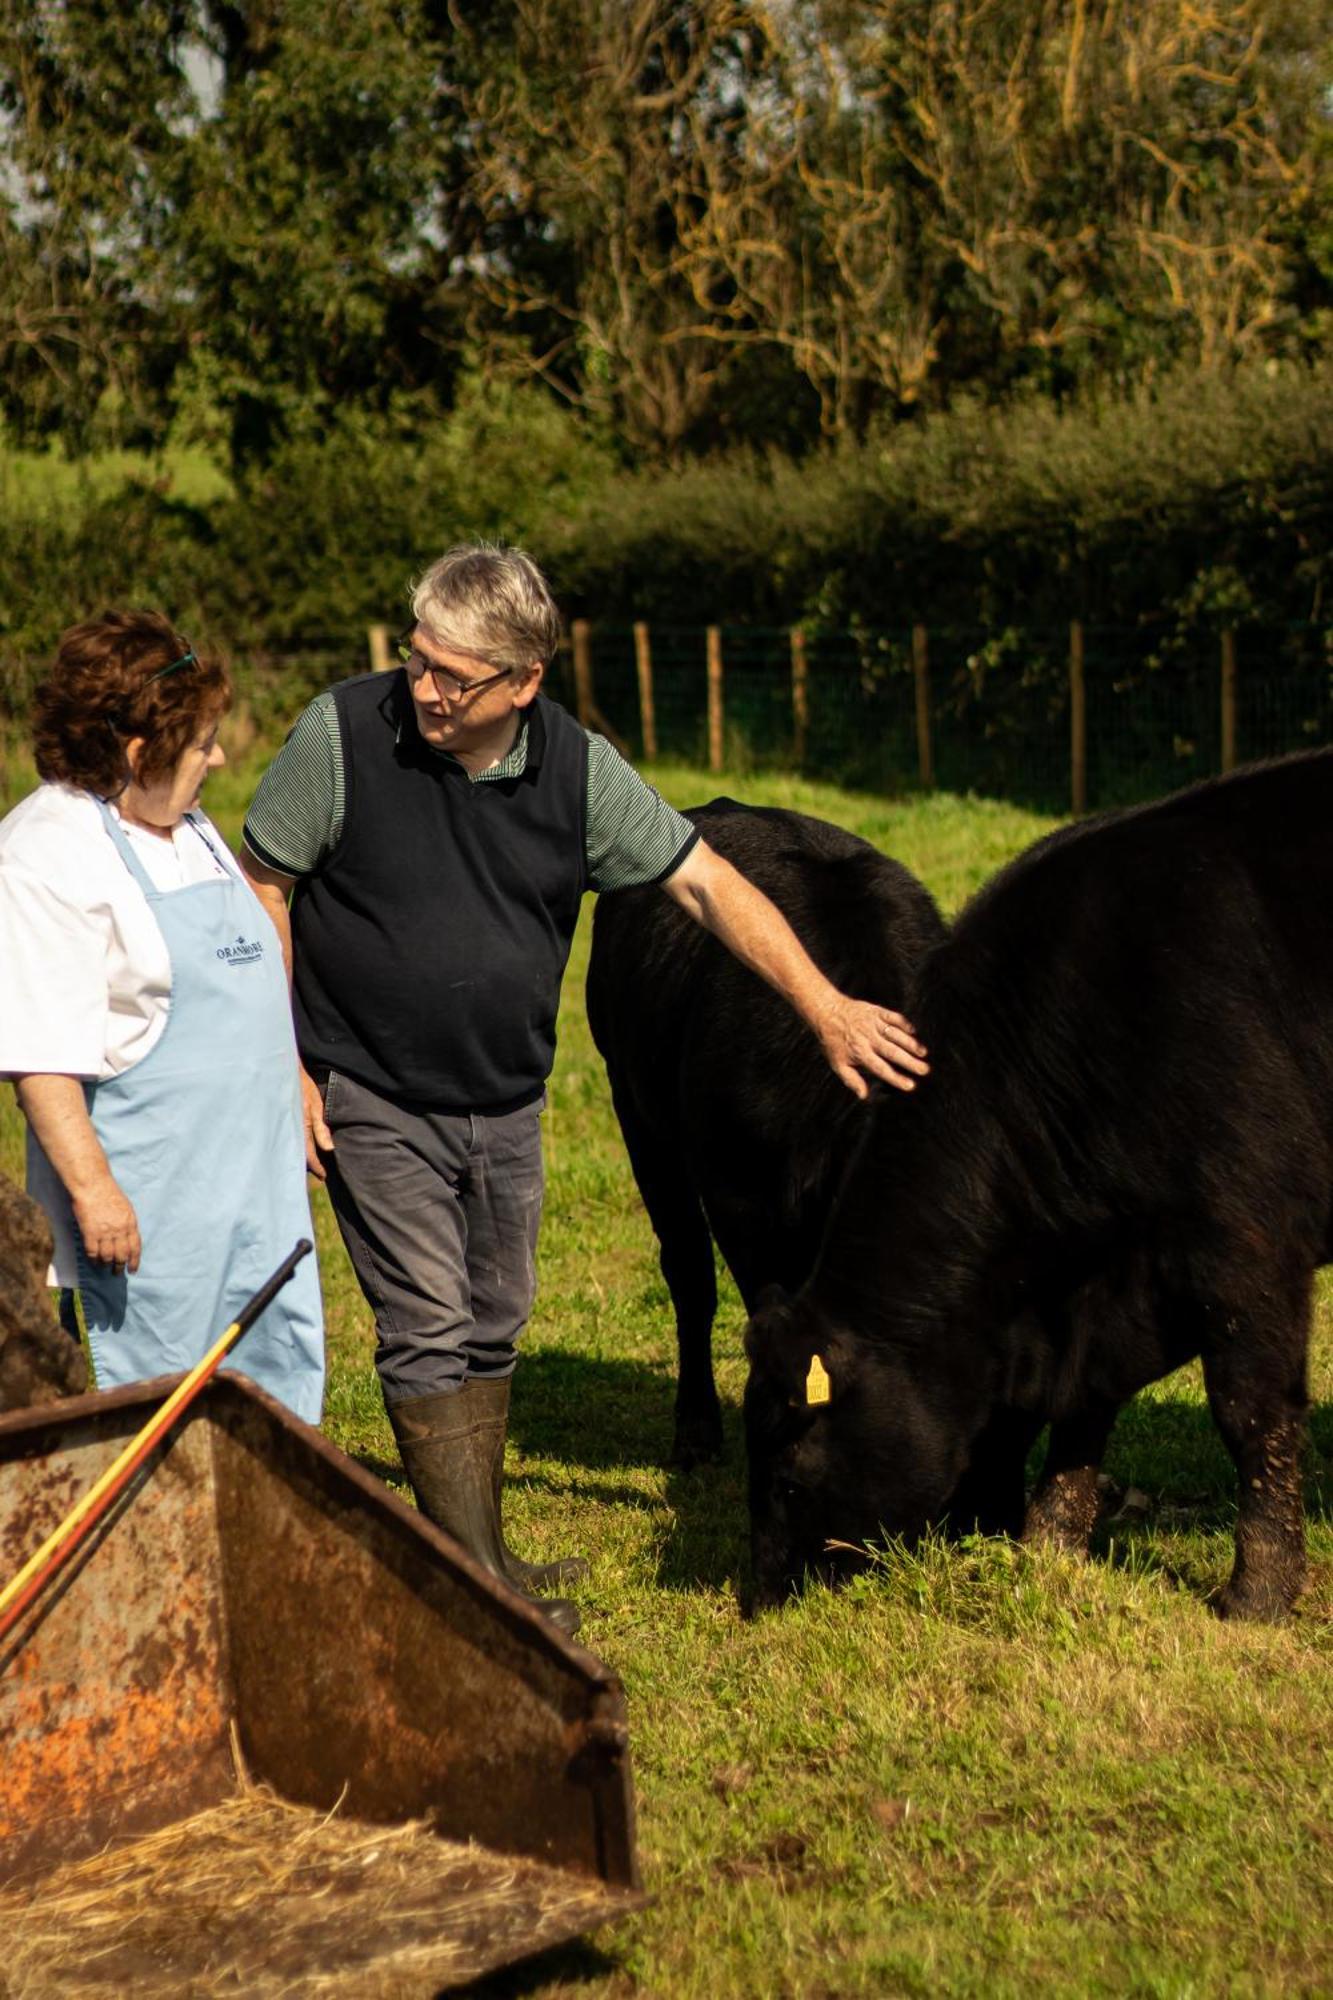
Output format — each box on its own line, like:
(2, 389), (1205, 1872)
(75, 802), (325, 1423)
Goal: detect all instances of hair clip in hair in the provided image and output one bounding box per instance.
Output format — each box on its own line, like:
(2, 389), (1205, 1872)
(149, 649), (196, 682)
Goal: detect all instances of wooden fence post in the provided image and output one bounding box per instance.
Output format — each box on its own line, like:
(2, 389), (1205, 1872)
(707, 626), (724, 773)
(911, 624), (934, 790)
(634, 622), (658, 761)
(571, 619), (594, 728)
(1069, 619), (1087, 815)
(791, 626), (809, 766)
(367, 623), (391, 673)
(1220, 628), (1237, 774)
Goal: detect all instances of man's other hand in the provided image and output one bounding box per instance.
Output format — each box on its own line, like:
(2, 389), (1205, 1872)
(302, 1065), (334, 1179)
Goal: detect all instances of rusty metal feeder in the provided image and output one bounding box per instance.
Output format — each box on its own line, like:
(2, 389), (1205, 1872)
(0, 1372), (644, 1992)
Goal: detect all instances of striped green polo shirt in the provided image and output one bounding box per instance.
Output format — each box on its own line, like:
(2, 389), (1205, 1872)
(242, 687), (699, 889)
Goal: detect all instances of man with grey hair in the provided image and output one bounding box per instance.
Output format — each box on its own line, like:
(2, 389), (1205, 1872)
(241, 543), (926, 1636)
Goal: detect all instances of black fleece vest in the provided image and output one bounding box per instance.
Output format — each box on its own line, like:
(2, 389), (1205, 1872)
(292, 673), (589, 1110)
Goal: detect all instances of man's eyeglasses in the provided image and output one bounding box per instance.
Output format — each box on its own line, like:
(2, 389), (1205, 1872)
(395, 631), (513, 701)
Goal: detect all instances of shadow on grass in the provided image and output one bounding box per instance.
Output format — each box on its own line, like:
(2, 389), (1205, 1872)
(659, 1448), (749, 1597)
(1102, 1393), (1332, 1523)
(378, 1354), (1331, 1610)
(510, 1348), (750, 1596)
(449, 1935), (623, 1998)
(508, 1349), (684, 1469)
(351, 1444), (660, 1516)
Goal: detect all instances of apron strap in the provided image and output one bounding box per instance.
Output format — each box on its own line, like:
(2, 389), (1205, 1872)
(94, 801), (232, 895)
(183, 812), (235, 877)
(93, 797), (160, 898)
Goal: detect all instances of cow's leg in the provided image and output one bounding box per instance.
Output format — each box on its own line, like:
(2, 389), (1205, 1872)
(1024, 1398), (1120, 1553)
(1200, 1295), (1309, 1622)
(945, 1406), (1044, 1539)
(610, 1090), (722, 1465)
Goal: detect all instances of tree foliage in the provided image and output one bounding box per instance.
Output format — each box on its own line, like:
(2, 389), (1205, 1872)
(2, 360), (1328, 647)
(0, 0), (456, 455)
(0, 0), (1329, 459)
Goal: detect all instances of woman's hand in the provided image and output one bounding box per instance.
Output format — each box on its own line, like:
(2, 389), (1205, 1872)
(71, 1175), (142, 1273)
(16, 1073), (144, 1272)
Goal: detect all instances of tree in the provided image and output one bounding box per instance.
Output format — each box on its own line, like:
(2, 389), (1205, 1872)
(700, 0), (1333, 427)
(0, 0), (194, 444)
(446, 0), (809, 457)
(164, 0), (454, 459)
(0, 0), (465, 456)
(0, 0), (1328, 460)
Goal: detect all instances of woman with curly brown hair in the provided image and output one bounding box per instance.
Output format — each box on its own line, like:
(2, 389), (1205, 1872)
(0, 611), (323, 1420)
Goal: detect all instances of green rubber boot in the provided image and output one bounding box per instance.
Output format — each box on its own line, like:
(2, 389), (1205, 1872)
(387, 1382), (582, 1637)
(473, 1376), (590, 1591)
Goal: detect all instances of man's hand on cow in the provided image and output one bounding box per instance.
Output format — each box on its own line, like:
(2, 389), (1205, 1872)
(661, 843), (930, 1100)
(814, 996), (929, 1100)
(72, 1175), (142, 1274)
(301, 1065), (334, 1180)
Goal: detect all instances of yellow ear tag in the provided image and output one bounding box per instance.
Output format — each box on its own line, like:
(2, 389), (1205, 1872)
(805, 1354), (831, 1406)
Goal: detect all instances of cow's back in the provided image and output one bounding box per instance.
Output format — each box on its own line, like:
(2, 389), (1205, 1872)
(937, 749), (1333, 1198)
(588, 799), (944, 1245)
(827, 748), (1333, 1329)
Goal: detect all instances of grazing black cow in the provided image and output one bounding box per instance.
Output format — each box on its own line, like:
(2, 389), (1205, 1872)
(587, 799), (946, 1464)
(745, 750), (1333, 1621)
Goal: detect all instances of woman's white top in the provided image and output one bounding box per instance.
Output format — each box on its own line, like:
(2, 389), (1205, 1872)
(0, 782), (236, 1084)
(0, 783), (241, 1286)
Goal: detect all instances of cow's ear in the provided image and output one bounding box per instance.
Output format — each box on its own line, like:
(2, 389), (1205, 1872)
(745, 1291), (839, 1411)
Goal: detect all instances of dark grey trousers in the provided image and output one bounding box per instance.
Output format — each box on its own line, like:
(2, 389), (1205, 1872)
(321, 1068), (545, 1405)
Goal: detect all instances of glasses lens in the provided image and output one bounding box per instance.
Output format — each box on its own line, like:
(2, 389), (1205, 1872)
(401, 644), (505, 698)
(401, 648), (449, 689)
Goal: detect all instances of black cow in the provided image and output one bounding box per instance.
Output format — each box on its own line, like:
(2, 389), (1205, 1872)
(587, 799), (946, 1464)
(745, 750), (1333, 1621)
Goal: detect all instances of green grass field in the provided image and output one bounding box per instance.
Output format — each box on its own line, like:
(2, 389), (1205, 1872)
(2, 740), (1330, 1998)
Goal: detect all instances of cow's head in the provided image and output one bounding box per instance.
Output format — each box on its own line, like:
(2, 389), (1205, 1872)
(742, 1287), (972, 1610)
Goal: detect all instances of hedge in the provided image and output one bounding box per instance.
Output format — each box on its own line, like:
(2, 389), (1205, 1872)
(1, 362), (1328, 711)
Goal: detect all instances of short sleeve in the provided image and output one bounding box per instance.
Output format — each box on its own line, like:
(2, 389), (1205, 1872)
(584, 735), (700, 892)
(0, 858), (110, 1077)
(242, 693), (343, 877)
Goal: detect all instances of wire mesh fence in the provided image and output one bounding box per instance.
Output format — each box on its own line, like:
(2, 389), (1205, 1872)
(543, 619), (1333, 814)
(6, 620), (1329, 815)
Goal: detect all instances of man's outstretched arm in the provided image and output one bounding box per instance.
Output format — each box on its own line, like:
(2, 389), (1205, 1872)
(661, 839), (929, 1100)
